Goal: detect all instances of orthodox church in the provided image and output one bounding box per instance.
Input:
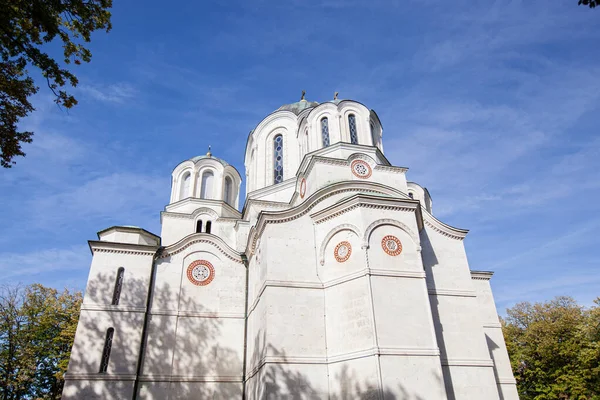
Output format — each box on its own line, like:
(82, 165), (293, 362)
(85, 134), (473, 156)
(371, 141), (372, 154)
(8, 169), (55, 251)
(63, 94), (519, 399)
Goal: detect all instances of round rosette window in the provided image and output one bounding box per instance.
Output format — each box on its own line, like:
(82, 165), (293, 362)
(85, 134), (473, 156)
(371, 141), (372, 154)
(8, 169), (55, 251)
(300, 178), (307, 198)
(186, 260), (215, 286)
(351, 160), (372, 179)
(381, 235), (403, 256)
(334, 241), (352, 263)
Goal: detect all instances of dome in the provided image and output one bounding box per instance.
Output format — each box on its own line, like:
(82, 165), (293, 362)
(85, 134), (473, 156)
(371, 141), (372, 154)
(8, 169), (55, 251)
(189, 153), (229, 167)
(277, 98), (319, 115)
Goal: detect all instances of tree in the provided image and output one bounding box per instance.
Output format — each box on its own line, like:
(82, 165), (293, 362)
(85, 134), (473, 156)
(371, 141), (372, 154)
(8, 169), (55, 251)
(502, 296), (600, 400)
(579, 0), (599, 8)
(0, 0), (112, 168)
(0, 284), (82, 400)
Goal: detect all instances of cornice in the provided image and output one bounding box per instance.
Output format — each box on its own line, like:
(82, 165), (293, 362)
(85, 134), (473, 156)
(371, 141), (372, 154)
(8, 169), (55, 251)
(470, 270), (494, 280)
(310, 194), (418, 225)
(64, 373), (136, 381)
(88, 241), (158, 256)
(422, 210), (468, 241)
(161, 233), (243, 264)
(246, 181), (414, 255)
(164, 197), (241, 217)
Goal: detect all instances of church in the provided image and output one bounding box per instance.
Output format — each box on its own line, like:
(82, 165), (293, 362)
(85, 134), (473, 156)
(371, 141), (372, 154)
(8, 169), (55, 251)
(63, 94), (519, 399)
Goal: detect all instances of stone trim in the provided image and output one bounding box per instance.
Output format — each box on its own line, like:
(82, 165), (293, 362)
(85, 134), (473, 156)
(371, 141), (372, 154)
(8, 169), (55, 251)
(89, 241), (157, 257)
(312, 196), (417, 225)
(483, 323), (503, 329)
(64, 373), (136, 381)
(497, 377), (518, 385)
(318, 223), (362, 265)
(363, 218), (420, 246)
(162, 234), (243, 264)
(471, 270), (494, 280)
(149, 309), (245, 319)
(423, 214), (468, 241)
(441, 358), (495, 367)
(80, 304), (146, 313)
(139, 375), (243, 383)
(427, 288), (478, 298)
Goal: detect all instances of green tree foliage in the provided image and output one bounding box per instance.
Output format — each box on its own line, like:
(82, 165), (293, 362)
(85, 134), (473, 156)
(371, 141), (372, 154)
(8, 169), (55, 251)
(0, 0), (112, 168)
(502, 296), (600, 400)
(0, 284), (82, 400)
(579, 0), (599, 8)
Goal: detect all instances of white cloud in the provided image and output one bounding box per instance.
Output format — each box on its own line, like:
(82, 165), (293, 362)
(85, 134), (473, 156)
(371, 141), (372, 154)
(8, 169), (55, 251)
(0, 246), (90, 280)
(78, 82), (136, 103)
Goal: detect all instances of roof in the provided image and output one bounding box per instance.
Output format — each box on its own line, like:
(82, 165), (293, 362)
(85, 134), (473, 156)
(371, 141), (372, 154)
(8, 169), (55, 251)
(189, 154), (230, 167)
(277, 99), (319, 115)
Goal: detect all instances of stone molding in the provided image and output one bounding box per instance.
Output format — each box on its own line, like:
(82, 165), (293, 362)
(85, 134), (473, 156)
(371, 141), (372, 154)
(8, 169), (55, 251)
(139, 375), (242, 383)
(470, 270), (494, 280)
(148, 309), (245, 319)
(496, 377), (518, 385)
(440, 358), (494, 367)
(422, 212), (468, 241)
(89, 241), (158, 257)
(318, 223), (362, 265)
(80, 304), (146, 313)
(161, 233), (243, 264)
(483, 323), (503, 329)
(311, 195), (418, 225)
(427, 288), (478, 298)
(64, 373), (136, 381)
(247, 270), (426, 316)
(363, 218), (419, 246)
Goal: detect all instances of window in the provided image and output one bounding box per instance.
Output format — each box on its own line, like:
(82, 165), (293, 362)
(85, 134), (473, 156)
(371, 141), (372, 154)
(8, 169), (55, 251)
(224, 176), (233, 205)
(179, 172), (191, 200)
(196, 220), (203, 233)
(206, 221), (212, 234)
(273, 134), (284, 184)
(370, 122), (377, 147)
(99, 328), (114, 373)
(200, 171), (214, 199)
(348, 114), (358, 144)
(111, 268), (124, 306)
(321, 118), (330, 147)
(408, 192), (414, 199)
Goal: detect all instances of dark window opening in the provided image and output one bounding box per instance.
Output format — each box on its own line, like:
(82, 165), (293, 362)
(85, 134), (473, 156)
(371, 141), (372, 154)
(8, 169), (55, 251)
(408, 192), (414, 199)
(206, 221), (212, 234)
(111, 268), (124, 305)
(99, 328), (114, 373)
(196, 220), (203, 233)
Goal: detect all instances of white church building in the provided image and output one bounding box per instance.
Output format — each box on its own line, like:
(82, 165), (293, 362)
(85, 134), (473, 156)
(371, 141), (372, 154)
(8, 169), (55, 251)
(63, 95), (519, 399)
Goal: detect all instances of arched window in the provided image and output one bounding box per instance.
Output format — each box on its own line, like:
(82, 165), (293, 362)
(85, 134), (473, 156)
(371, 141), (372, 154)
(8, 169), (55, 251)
(408, 192), (414, 199)
(348, 114), (358, 144)
(99, 328), (114, 373)
(179, 172), (191, 200)
(200, 171), (214, 199)
(206, 221), (212, 234)
(321, 118), (330, 147)
(111, 268), (124, 306)
(196, 220), (203, 233)
(224, 176), (233, 205)
(273, 134), (284, 184)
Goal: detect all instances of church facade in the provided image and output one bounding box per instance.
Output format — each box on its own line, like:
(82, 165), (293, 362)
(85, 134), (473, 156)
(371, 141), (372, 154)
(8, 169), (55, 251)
(63, 96), (519, 399)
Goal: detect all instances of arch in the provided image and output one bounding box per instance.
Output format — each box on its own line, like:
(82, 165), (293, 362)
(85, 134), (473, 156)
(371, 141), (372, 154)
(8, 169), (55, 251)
(224, 176), (233, 205)
(179, 171), (191, 200)
(318, 224), (362, 265)
(99, 327), (114, 373)
(200, 170), (215, 199)
(273, 134), (284, 184)
(363, 219), (419, 247)
(191, 207), (219, 219)
(111, 267), (124, 305)
(348, 114), (358, 144)
(321, 117), (330, 147)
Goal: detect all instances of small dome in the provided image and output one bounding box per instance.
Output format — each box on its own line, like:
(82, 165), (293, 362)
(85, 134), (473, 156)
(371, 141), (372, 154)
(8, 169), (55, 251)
(189, 154), (230, 167)
(277, 99), (319, 115)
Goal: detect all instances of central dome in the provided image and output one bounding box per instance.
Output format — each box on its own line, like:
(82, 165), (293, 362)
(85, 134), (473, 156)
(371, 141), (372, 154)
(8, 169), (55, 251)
(277, 98), (319, 115)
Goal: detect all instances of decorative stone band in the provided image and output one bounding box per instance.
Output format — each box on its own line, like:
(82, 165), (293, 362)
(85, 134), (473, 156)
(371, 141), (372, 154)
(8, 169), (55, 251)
(440, 358), (495, 367)
(482, 322), (503, 329)
(247, 269), (426, 316)
(427, 288), (478, 298)
(90, 242), (157, 257)
(64, 373), (137, 381)
(138, 375), (243, 383)
(496, 377), (518, 385)
(423, 216), (468, 241)
(162, 236), (243, 264)
(245, 346), (441, 380)
(148, 309), (245, 319)
(80, 304), (147, 313)
(470, 270), (494, 280)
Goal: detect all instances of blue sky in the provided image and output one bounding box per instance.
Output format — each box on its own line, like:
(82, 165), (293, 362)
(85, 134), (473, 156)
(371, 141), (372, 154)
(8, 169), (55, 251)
(0, 0), (598, 313)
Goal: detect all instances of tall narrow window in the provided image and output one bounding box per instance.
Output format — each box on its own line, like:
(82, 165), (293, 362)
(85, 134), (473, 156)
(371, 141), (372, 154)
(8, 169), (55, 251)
(321, 118), (330, 147)
(111, 268), (124, 305)
(370, 122), (377, 147)
(206, 221), (212, 234)
(99, 328), (114, 373)
(273, 135), (284, 184)
(348, 114), (358, 144)
(196, 220), (203, 233)
(200, 171), (214, 199)
(179, 172), (191, 200)
(224, 176), (233, 205)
